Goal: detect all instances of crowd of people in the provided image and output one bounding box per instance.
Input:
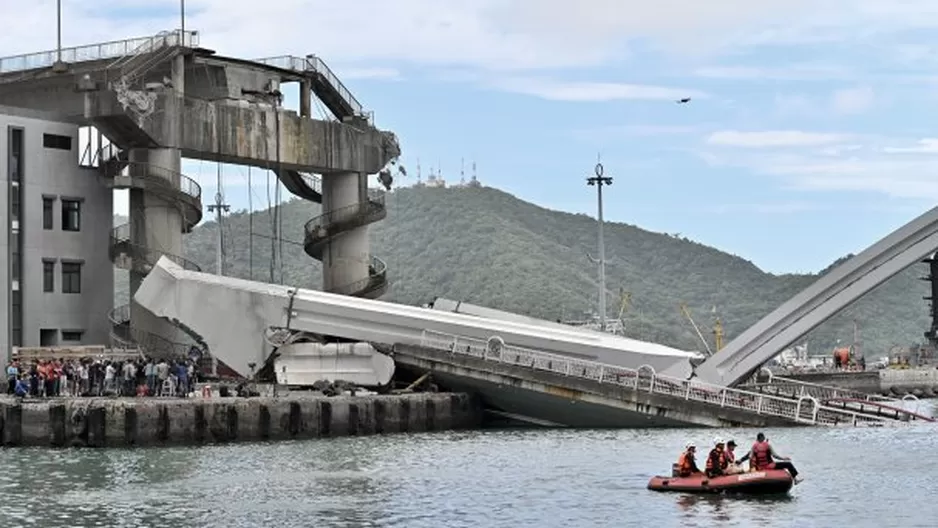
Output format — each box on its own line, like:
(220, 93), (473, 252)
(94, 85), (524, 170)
(5, 356), (200, 399)
(675, 432), (802, 484)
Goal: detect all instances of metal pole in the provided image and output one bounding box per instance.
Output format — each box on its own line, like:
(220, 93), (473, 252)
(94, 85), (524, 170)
(181, 0), (185, 35)
(56, 0), (62, 62)
(587, 161), (613, 332)
(597, 180), (607, 331)
(207, 162), (230, 276)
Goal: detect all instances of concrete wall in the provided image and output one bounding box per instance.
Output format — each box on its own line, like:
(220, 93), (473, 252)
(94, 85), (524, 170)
(0, 393), (482, 447)
(782, 371), (881, 393)
(88, 91), (398, 174)
(0, 105), (112, 359)
(880, 369), (938, 395)
(785, 369), (938, 396)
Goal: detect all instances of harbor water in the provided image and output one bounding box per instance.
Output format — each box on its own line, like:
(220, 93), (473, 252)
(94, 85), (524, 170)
(1, 422), (936, 527)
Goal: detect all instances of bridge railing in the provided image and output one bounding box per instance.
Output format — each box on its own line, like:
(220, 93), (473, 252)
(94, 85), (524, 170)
(746, 370), (898, 404)
(419, 330), (897, 427)
(0, 30), (199, 74)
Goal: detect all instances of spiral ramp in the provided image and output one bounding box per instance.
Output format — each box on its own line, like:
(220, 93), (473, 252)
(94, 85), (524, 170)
(277, 169), (390, 299)
(95, 143), (208, 357)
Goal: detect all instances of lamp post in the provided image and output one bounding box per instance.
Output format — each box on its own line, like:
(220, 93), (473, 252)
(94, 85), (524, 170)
(587, 161), (613, 331)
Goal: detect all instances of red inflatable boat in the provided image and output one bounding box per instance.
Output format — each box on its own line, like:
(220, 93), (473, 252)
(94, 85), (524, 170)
(647, 469), (794, 495)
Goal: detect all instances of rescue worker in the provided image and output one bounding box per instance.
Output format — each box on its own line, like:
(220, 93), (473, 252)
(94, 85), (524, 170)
(705, 438), (725, 478)
(738, 432), (802, 484)
(721, 439), (745, 475)
(676, 442), (700, 477)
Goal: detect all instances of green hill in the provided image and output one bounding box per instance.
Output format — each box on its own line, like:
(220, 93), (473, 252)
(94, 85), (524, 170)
(115, 185), (932, 357)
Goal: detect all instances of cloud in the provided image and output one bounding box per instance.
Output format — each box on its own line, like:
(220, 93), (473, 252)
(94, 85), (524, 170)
(706, 130), (854, 148)
(694, 64), (852, 81)
(882, 138), (938, 154)
(696, 201), (921, 215)
(335, 67), (402, 81)
(573, 124), (703, 139)
(3, 0), (931, 76)
(830, 86), (875, 114)
(492, 77), (706, 102)
(698, 134), (938, 200)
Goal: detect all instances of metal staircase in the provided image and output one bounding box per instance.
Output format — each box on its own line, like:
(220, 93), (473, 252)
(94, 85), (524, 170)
(254, 55), (391, 300)
(104, 30), (190, 89)
(275, 168), (390, 299)
(82, 140), (206, 359)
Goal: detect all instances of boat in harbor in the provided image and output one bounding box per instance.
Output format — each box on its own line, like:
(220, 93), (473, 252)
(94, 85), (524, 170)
(647, 469), (794, 495)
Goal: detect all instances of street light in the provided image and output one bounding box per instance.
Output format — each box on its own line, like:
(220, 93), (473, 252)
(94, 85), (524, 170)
(587, 161), (613, 332)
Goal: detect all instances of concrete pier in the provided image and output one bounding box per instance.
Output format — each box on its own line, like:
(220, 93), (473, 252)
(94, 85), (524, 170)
(783, 369), (938, 397)
(0, 393), (482, 447)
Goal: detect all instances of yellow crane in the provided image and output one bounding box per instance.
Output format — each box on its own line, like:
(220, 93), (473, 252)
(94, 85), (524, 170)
(711, 305), (725, 352)
(713, 317), (725, 352)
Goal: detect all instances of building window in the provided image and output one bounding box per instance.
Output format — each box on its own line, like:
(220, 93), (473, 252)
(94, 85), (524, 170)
(9, 127), (22, 182)
(11, 291), (21, 347)
(43, 197), (54, 229)
(43, 133), (72, 151)
(40, 329), (58, 347)
(43, 261), (55, 292)
(11, 189), (20, 223)
(62, 199), (81, 231)
(10, 231), (19, 282)
(61, 330), (83, 342)
(62, 262), (82, 294)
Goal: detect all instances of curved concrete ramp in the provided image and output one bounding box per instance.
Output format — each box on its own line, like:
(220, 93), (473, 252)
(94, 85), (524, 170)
(686, 206), (938, 387)
(134, 257), (696, 379)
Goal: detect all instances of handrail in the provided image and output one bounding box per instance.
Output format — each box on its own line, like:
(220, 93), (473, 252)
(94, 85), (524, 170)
(418, 330), (900, 427)
(328, 255), (388, 297)
(252, 54), (367, 120)
(303, 191), (386, 236)
(106, 159), (202, 201)
(107, 30), (171, 70)
(110, 223), (202, 272)
(299, 172), (322, 195)
(0, 30), (199, 75)
(305, 55), (364, 116)
(108, 303), (195, 359)
(745, 373), (897, 404)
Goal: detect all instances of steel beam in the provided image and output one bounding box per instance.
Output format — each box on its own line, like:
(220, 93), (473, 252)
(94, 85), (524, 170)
(134, 257), (696, 378)
(688, 206), (938, 387)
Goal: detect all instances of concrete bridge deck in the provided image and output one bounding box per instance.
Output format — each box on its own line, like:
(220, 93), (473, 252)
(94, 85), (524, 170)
(398, 331), (909, 428)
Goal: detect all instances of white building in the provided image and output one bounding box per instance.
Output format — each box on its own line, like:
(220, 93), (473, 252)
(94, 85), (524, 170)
(0, 105), (113, 359)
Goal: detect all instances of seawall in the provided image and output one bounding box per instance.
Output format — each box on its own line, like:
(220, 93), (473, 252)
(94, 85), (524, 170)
(0, 393), (483, 447)
(785, 369), (938, 396)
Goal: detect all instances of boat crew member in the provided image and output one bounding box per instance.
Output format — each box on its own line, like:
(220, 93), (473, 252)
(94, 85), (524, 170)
(721, 439), (745, 475)
(676, 443), (700, 477)
(738, 432), (802, 484)
(705, 438), (725, 478)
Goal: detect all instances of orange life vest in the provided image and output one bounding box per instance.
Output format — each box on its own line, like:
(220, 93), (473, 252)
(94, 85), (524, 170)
(677, 451), (695, 476)
(751, 441), (772, 470)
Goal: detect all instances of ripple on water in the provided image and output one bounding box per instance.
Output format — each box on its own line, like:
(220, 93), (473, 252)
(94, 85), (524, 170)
(1, 426), (937, 527)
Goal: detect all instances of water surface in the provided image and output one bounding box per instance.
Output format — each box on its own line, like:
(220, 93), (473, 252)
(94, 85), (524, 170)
(1, 425), (934, 527)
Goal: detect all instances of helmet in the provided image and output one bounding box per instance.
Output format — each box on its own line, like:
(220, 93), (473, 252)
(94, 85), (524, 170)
(714, 437), (725, 445)
(685, 442), (696, 450)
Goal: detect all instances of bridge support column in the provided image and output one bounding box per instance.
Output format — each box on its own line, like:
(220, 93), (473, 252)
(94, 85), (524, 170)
(321, 171), (369, 292)
(128, 55), (188, 353)
(128, 148), (185, 346)
(299, 80), (311, 117)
